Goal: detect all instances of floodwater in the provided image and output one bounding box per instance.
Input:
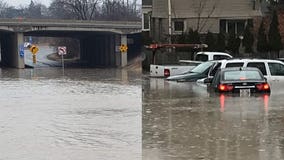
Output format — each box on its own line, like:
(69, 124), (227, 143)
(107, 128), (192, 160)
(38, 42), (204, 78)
(143, 77), (284, 160)
(0, 68), (141, 160)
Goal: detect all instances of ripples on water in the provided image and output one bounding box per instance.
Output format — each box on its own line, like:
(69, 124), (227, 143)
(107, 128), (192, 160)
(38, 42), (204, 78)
(143, 77), (284, 160)
(0, 68), (141, 160)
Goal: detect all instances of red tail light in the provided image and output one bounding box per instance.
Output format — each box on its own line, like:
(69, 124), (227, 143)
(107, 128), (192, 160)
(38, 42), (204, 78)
(164, 69), (170, 77)
(256, 83), (270, 91)
(218, 84), (233, 92)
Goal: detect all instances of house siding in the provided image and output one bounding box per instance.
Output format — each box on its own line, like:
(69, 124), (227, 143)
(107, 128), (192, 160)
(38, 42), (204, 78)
(184, 18), (219, 33)
(151, 0), (262, 41)
(153, 0), (261, 18)
(152, 0), (168, 18)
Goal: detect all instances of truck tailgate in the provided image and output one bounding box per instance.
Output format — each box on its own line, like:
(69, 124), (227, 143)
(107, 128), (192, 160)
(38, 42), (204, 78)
(150, 64), (196, 78)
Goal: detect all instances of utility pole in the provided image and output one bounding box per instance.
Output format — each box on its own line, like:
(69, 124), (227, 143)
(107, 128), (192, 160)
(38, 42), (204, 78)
(168, 0), (172, 44)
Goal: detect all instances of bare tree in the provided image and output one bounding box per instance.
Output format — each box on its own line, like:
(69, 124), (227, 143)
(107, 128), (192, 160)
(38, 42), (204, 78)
(99, 0), (140, 21)
(23, 0), (43, 18)
(0, 0), (8, 18)
(50, 0), (101, 20)
(49, 0), (76, 19)
(48, 0), (140, 21)
(192, 0), (219, 32)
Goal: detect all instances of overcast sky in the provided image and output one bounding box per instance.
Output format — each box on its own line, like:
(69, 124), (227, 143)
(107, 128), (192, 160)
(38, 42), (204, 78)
(7, 0), (51, 7)
(7, 0), (141, 7)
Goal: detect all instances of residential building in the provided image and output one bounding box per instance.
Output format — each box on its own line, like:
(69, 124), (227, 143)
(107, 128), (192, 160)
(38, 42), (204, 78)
(147, 0), (263, 42)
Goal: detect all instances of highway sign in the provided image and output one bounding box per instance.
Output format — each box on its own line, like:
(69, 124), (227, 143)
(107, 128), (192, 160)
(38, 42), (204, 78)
(19, 44), (24, 57)
(119, 44), (128, 53)
(58, 46), (67, 55)
(30, 45), (39, 55)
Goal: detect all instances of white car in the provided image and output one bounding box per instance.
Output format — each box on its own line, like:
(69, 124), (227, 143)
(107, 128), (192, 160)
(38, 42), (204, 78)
(198, 59), (284, 85)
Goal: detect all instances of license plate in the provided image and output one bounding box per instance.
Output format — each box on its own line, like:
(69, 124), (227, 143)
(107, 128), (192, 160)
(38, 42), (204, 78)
(240, 89), (250, 96)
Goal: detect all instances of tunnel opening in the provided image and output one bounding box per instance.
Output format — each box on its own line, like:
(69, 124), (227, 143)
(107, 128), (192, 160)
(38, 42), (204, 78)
(0, 30), (141, 68)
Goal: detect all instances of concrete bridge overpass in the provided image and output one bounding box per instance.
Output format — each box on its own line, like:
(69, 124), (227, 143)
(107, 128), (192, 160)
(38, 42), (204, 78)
(0, 19), (142, 68)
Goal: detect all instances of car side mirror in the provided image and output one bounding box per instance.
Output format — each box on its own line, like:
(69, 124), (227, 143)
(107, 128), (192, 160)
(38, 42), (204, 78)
(204, 78), (213, 83)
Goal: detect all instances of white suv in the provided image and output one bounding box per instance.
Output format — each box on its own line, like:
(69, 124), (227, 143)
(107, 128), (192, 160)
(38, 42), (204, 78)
(204, 59), (284, 84)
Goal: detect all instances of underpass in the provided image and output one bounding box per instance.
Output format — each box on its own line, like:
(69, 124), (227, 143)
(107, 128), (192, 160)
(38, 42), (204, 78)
(0, 19), (141, 68)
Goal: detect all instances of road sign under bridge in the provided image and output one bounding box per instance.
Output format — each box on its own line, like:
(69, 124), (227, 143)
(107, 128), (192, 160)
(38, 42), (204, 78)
(58, 46), (67, 56)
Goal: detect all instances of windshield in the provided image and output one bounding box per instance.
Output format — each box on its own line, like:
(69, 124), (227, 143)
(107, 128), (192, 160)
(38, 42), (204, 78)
(191, 61), (214, 73)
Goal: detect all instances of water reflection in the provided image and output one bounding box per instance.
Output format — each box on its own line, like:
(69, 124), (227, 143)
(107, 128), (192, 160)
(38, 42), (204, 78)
(143, 77), (284, 160)
(218, 94), (270, 114)
(0, 67), (141, 160)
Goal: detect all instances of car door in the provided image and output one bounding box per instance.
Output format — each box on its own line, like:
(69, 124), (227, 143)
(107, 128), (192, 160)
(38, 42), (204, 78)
(208, 62), (221, 78)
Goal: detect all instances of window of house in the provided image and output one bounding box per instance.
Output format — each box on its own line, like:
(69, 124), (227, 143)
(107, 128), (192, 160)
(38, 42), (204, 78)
(220, 20), (226, 33)
(173, 21), (184, 32)
(228, 21), (236, 34)
(237, 22), (245, 35)
(219, 20), (247, 35)
(143, 13), (150, 31)
(252, 0), (256, 10)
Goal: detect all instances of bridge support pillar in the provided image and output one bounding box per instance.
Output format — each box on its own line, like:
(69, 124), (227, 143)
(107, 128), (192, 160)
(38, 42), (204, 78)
(120, 34), (128, 67)
(12, 33), (25, 68)
(0, 32), (25, 68)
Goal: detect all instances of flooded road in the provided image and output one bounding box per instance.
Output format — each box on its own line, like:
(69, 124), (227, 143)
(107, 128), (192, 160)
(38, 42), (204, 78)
(143, 77), (284, 160)
(0, 68), (141, 160)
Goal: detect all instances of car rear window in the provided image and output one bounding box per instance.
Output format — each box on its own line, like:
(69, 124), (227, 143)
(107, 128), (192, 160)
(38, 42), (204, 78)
(213, 55), (231, 60)
(225, 62), (244, 68)
(195, 54), (208, 62)
(223, 70), (262, 81)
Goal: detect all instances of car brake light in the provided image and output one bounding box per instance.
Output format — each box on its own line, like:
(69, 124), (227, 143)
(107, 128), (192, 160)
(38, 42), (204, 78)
(263, 84), (270, 90)
(164, 69), (170, 77)
(218, 84), (233, 92)
(256, 83), (270, 91)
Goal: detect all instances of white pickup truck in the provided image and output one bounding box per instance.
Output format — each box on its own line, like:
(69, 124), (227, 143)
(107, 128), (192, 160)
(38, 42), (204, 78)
(150, 52), (232, 78)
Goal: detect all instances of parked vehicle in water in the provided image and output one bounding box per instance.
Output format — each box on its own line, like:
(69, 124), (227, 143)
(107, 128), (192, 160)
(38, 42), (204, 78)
(206, 67), (271, 95)
(198, 59), (284, 85)
(151, 52), (232, 78)
(146, 43), (232, 78)
(150, 61), (198, 78)
(194, 51), (232, 62)
(166, 61), (216, 82)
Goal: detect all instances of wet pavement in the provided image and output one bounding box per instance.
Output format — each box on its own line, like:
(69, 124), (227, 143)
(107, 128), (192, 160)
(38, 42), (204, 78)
(0, 68), (141, 160)
(143, 77), (284, 160)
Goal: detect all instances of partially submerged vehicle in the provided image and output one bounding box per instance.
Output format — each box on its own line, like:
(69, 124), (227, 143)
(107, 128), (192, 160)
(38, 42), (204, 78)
(166, 61), (216, 82)
(206, 67), (271, 95)
(146, 43), (232, 78)
(198, 58), (284, 85)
